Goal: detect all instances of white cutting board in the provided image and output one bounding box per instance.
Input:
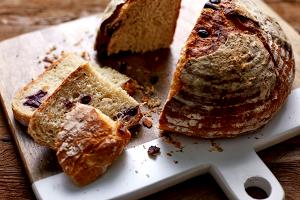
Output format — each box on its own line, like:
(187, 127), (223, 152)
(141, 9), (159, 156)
(33, 88), (300, 200)
(0, 0), (300, 199)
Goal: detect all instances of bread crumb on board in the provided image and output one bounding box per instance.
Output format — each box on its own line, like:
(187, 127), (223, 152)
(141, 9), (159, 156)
(208, 140), (223, 152)
(81, 51), (91, 61)
(147, 145), (160, 157)
(142, 117), (153, 128)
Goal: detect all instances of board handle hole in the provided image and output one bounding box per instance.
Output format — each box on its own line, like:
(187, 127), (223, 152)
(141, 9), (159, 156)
(244, 176), (271, 199)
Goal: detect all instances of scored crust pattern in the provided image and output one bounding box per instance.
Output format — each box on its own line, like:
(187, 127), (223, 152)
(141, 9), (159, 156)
(159, 0), (295, 138)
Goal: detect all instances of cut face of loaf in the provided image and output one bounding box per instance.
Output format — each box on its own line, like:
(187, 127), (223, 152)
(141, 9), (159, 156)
(159, 0), (295, 138)
(12, 53), (132, 126)
(56, 104), (131, 186)
(95, 0), (182, 55)
(28, 63), (142, 149)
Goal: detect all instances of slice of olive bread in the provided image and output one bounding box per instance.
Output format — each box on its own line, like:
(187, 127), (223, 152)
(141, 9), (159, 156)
(12, 53), (133, 126)
(12, 53), (86, 126)
(28, 63), (142, 149)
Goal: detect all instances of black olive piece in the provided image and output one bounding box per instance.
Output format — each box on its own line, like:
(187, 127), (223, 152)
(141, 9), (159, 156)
(210, 0), (221, 4)
(80, 95), (92, 104)
(23, 90), (47, 108)
(198, 28), (209, 38)
(23, 99), (41, 108)
(150, 76), (159, 85)
(204, 2), (219, 10)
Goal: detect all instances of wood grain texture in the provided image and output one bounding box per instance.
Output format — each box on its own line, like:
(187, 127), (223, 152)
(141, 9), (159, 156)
(0, 0), (300, 200)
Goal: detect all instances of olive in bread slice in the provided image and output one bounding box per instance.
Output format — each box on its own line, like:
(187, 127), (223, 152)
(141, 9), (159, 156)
(12, 53), (86, 126)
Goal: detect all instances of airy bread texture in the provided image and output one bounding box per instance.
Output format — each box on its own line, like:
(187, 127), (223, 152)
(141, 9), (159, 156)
(56, 104), (130, 186)
(12, 53), (86, 126)
(159, 0), (295, 138)
(93, 66), (136, 95)
(12, 53), (133, 126)
(95, 0), (182, 55)
(94, 66), (129, 87)
(28, 63), (141, 149)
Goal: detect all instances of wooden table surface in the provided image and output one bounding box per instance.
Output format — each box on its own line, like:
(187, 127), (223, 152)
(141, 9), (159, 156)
(0, 0), (300, 199)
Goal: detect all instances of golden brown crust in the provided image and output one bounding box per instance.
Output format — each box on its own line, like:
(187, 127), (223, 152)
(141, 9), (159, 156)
(12, 108), (30, 126)
(160, 0), (295, 138)
(95, 0), (126, 55)
(55, 104), (131, 186)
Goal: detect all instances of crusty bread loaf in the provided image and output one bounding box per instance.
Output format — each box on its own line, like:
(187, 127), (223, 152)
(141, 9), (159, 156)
(56, 104), (130, 186)
(159, 0), (295, 138)
(95, 0), (182, 55)
(12, 53), (133, 126)
(28, 63), (142, 149)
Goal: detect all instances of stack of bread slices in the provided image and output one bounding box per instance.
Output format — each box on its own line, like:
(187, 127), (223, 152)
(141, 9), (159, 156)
(12, 53), (142, 186)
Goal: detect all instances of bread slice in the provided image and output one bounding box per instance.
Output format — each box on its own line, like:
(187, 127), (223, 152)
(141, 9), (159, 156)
(159, 0), (295, 138)
(12, 53), (86, 126)
(95, 0), (182, 55)
(56, 103), (131, 186)
(12, 53), (133, 126)
(28, 63), (142, 149)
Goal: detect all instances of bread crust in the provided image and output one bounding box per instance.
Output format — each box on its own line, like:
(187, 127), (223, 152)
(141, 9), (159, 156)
(159, 0), (295, 138)
(95, 0), (125, 55)
(55, 104), (131, 186)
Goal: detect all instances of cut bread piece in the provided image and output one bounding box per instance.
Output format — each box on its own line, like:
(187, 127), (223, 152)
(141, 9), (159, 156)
(95, 0), (182, 55)
(56, 104), (131, 186)
(28, 63), (142, 149)
(12, 53), (87, 126)
(12, 53), (134, 126)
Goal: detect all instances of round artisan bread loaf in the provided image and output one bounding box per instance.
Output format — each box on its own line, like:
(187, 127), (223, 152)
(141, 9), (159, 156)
(159, 0), (295, 138)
